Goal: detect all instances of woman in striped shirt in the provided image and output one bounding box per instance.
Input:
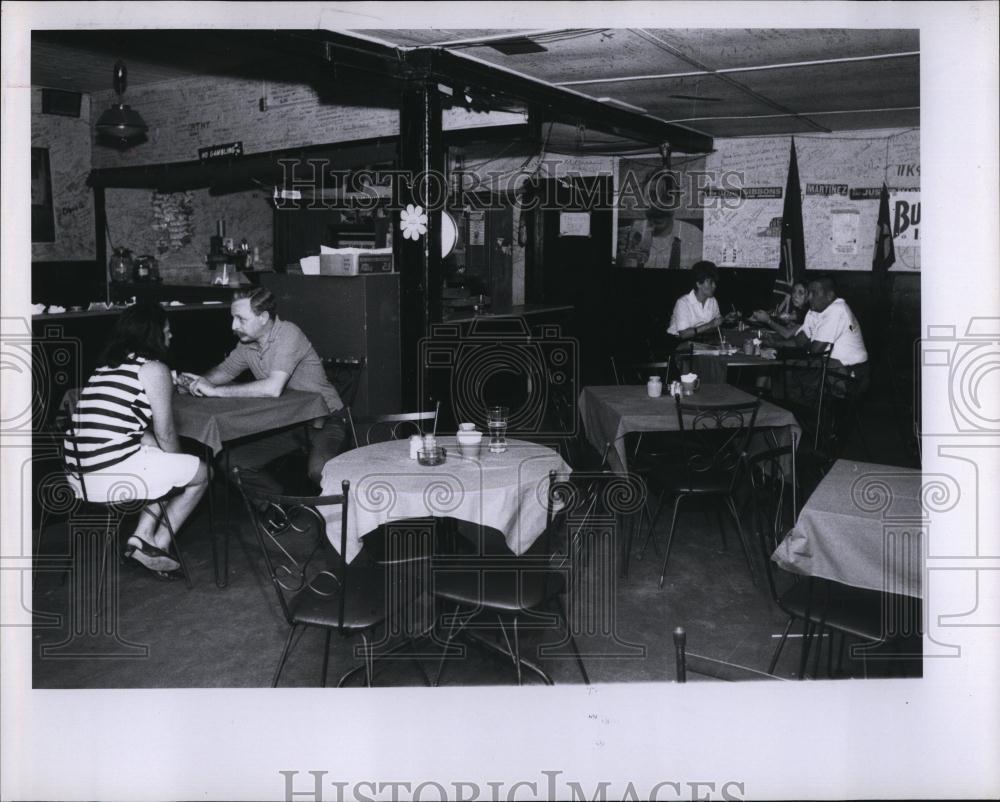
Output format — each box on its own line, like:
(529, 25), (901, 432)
(65, 303), (207, 576)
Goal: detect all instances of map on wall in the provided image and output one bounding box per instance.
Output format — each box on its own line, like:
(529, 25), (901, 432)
(702, 129), (920, 271)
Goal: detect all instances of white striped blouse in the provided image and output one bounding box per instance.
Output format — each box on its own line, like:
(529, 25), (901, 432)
(64, 354), (152, 474)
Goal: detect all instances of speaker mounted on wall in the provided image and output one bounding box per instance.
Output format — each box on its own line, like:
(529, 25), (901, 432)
(41, 88), (82, 118)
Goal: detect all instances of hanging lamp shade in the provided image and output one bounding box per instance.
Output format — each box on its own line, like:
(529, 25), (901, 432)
(95, 61), (148, 146)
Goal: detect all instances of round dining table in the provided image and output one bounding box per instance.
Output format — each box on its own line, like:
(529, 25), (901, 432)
(318, 437), (571, 564)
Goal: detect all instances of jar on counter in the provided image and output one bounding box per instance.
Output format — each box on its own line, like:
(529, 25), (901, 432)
(109, 248), (133, 283)
(647, 376), (663, 398)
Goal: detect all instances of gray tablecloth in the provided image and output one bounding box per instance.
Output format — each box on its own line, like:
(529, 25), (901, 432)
(579, 384), (801, 474)
(772, 460), (923, 598)
(173, 390), (330, 455)
(319, 437), (571, 564)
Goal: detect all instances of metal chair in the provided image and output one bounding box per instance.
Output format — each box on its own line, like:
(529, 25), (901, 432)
(744, 446), (921, 679)
(610, 358), (673, 386)
(62, 420), (194, 610)
(345, 408), (438, 449)
(430, 470), (601, 686)
(773, 344), (833, 452)
(321, 357), (366, 410)
(823, 367), (872, 460)
(234, 470), (427, 687)
(639, 396), (761, 588)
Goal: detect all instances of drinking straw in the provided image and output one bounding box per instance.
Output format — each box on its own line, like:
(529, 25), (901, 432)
(432, 400), (440, 438)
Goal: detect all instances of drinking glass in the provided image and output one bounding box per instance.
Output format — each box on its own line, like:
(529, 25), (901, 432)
(487, 406), (509, 454)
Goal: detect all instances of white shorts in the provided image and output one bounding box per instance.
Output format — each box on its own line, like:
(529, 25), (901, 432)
(67, 445), (200, 504)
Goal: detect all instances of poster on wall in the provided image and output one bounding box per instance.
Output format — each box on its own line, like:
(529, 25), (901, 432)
(701, 130), (920, 271)
(890, 189), (921, 269)
(615, 155), (706, 270)
(799, 130), (920, 270)
(31, 147), (55, 243)
(702, 138), (789, 268)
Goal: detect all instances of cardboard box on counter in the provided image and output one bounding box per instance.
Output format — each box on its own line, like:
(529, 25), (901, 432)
(319, 247), (394, 276)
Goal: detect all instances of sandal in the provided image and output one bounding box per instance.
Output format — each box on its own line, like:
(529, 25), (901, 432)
(125, 536), (181, 574)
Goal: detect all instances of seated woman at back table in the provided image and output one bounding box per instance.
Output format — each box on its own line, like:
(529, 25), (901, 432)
(749, 281), (809, 339)
(64, 302), (208, 576)
(666, 260), (738, 341)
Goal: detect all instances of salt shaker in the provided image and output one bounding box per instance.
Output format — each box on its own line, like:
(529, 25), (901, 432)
(647, 376), (663, 398)
(409, 434), (422, 460)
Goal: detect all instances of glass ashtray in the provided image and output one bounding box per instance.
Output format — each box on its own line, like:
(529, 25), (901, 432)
(417, 447), (447, 466)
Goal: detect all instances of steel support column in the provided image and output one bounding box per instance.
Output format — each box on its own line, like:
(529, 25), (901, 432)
(397, 75), (444, 410)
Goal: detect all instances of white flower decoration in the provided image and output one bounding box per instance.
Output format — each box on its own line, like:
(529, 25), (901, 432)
(399, 204), (428, 241)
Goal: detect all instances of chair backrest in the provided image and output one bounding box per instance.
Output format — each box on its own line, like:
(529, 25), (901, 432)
(345, 408), (438, 448)
(742, 444), (797, 606)
(543, 467), (643, 580)
(233, 468), (351, 629)
(780, 344), (833, 449)
(611, 358), (672, 386)
(61, 393), (90, 504)
(322, 357), (366, 410)
(673, 395), (760, 484)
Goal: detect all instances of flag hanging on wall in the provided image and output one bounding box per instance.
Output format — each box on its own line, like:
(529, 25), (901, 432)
(872, 182), (896, 274)
(771, 138), (806, 314)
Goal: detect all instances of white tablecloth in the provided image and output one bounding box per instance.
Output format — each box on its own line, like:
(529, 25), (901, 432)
(319, 437), (571, 564)
(772, 460), (923, 598)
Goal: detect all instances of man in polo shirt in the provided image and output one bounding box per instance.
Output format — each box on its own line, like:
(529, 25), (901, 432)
(769, 275), (870, 400)
(189, 288), (346, 511)
(796, 276), (869, 395)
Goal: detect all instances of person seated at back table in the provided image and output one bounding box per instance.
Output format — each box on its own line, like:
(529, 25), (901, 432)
(666, 260), (738, 340)
(766, 276), (870, 398)
(185, 288), (346, 530)
(65, 302), (208, 577)
(749, 281), (810, 339)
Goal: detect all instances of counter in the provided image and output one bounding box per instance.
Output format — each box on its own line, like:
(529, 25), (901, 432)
(32, 301), (229, 322)
(443, 303), (574, 324)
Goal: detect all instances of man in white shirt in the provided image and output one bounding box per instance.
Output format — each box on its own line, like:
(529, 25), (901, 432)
(773, 276), (870, 397)
(667, 261), (723, 338)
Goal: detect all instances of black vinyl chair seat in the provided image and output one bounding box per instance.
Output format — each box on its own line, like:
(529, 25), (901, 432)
(433, 564), (566, 613)
(429, 471), (603, 686)
(235, 474), (426, 687)
(286, 563), (391, 631)
(651, 462), (735, 494)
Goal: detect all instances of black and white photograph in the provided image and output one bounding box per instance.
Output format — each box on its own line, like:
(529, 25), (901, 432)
(2, 2), (998, 800)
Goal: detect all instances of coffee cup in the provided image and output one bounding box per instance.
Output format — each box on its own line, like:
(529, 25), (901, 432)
(456, 429), (483, 458)
(680, 372), (700, 396)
